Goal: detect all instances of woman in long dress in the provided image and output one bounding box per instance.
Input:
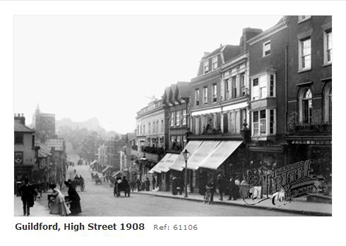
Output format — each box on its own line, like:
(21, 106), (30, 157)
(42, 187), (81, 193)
(64, 181), (82, 215)
(49, 184), (71, 216)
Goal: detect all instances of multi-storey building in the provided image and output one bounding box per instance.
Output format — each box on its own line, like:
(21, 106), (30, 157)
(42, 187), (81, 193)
(45, 138), (67, 184)
(285, 16), (332, 199)
(247, 17), (288, 169)
(97, 136), (126, 173)
(135, 99), (166, 182)
(14, 114), (37, 182)
(168, 29), (262, 194)
(247, 16), (332, 200)
(32, 105), (56, 143)
(149, 82), (190, 191)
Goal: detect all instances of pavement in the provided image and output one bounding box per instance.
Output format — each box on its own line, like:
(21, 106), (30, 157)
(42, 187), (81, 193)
(14, 193), (59, 217)
(14, 188), (332, 217)
(133, 190), (332, 216)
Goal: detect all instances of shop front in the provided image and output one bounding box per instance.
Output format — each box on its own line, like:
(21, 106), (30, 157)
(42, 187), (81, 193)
(286, 137), (332, 199)
(168, 139), (244, 195)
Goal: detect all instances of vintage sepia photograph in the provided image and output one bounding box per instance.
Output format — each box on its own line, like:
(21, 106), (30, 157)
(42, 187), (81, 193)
(13, 14), (332, 218)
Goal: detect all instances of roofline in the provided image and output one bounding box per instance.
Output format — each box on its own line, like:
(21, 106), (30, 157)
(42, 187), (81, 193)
(247, 19), (288, 45)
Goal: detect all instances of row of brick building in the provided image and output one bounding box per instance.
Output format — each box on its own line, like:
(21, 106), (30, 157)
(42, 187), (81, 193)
(124, 16), (332, 200)
(14, 106), (68, 192)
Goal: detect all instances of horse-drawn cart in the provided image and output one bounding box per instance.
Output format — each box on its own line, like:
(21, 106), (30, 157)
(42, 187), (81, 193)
(114, 178), (130, 197)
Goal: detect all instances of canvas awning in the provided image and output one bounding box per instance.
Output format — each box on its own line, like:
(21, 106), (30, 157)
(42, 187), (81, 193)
(111, 171), (122, 177)
(160, 154), (179, 172)
(198, 141), (242, 170)
(186, 141), (220, 170)
(149, 154), (172, 173)
(90, 160), (97, 166)
(102, 166), (111, 173)
(169, 141), (203, 171)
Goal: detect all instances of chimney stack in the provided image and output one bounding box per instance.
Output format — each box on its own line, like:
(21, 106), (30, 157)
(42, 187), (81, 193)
(14, 113), (26, 125)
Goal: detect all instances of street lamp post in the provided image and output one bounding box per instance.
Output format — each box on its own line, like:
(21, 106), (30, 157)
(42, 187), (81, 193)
(182, 149), (190, 198)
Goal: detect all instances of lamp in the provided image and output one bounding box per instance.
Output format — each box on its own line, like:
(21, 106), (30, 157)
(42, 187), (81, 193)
(182, 149), (190, 198)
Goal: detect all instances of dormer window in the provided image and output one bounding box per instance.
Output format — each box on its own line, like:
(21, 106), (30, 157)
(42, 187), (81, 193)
(212, 56), (218, 70)
(203, 60), (209, 74)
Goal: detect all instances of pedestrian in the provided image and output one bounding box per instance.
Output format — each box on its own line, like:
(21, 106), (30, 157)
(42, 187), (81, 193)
(20, 178), (36, 216)
(64, 181), (82, 215)
(152, 176), (156, 190)
(145, 177), (150, 191)
(49, 184), (71, 216)
(216, 173), (227, 201)
(136, 179), (141, 191)
(228, 176), (237, 201)
(206, 178), (215, 204)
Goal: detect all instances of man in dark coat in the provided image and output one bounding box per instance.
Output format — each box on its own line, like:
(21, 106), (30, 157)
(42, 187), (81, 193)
(228, 176), (237, 201)
(20, 178), (35, 216)
(206, 179), (216, 203)
(217, 173), (227, 201)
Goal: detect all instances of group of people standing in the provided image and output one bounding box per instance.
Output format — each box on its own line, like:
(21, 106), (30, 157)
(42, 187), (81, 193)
(19, 178), (82, 216)
(204, 174), (240, 204)
(48, 180), (82, 216)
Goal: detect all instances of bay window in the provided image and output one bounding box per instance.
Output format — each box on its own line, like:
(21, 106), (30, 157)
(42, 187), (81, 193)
(251, 72), (276, 101)
(252, 109), (276, 137)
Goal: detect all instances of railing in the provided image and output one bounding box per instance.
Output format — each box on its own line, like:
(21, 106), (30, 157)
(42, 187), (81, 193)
(142, 146), (164, 155)
(293, 122), (332, 135)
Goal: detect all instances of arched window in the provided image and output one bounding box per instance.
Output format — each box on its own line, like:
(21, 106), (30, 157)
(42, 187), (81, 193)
(300, 88), (313, 124)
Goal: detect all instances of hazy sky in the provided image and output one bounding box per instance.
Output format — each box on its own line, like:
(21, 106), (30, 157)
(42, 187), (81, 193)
(14, 15), (281, 133)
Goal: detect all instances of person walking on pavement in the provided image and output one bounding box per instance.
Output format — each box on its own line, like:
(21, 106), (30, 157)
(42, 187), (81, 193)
(145, 177), (150, 191)
(217, 173), (227, 201)
(152, 176), (156, 190)
(228, 176), (237, 201)
(136, 179), (141, 191)
(206, 178), (216, 204)
(64, 181), (82, 215)
(20, 178), (36, 216)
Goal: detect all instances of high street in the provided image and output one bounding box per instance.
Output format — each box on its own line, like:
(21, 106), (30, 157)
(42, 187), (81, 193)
(30, 165), (305, 216)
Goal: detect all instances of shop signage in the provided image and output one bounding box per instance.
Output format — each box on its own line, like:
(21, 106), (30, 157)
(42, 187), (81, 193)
(243, 159), (321, 206)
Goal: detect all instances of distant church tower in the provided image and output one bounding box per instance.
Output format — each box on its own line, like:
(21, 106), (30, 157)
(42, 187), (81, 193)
(32, 104), (56, 143)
